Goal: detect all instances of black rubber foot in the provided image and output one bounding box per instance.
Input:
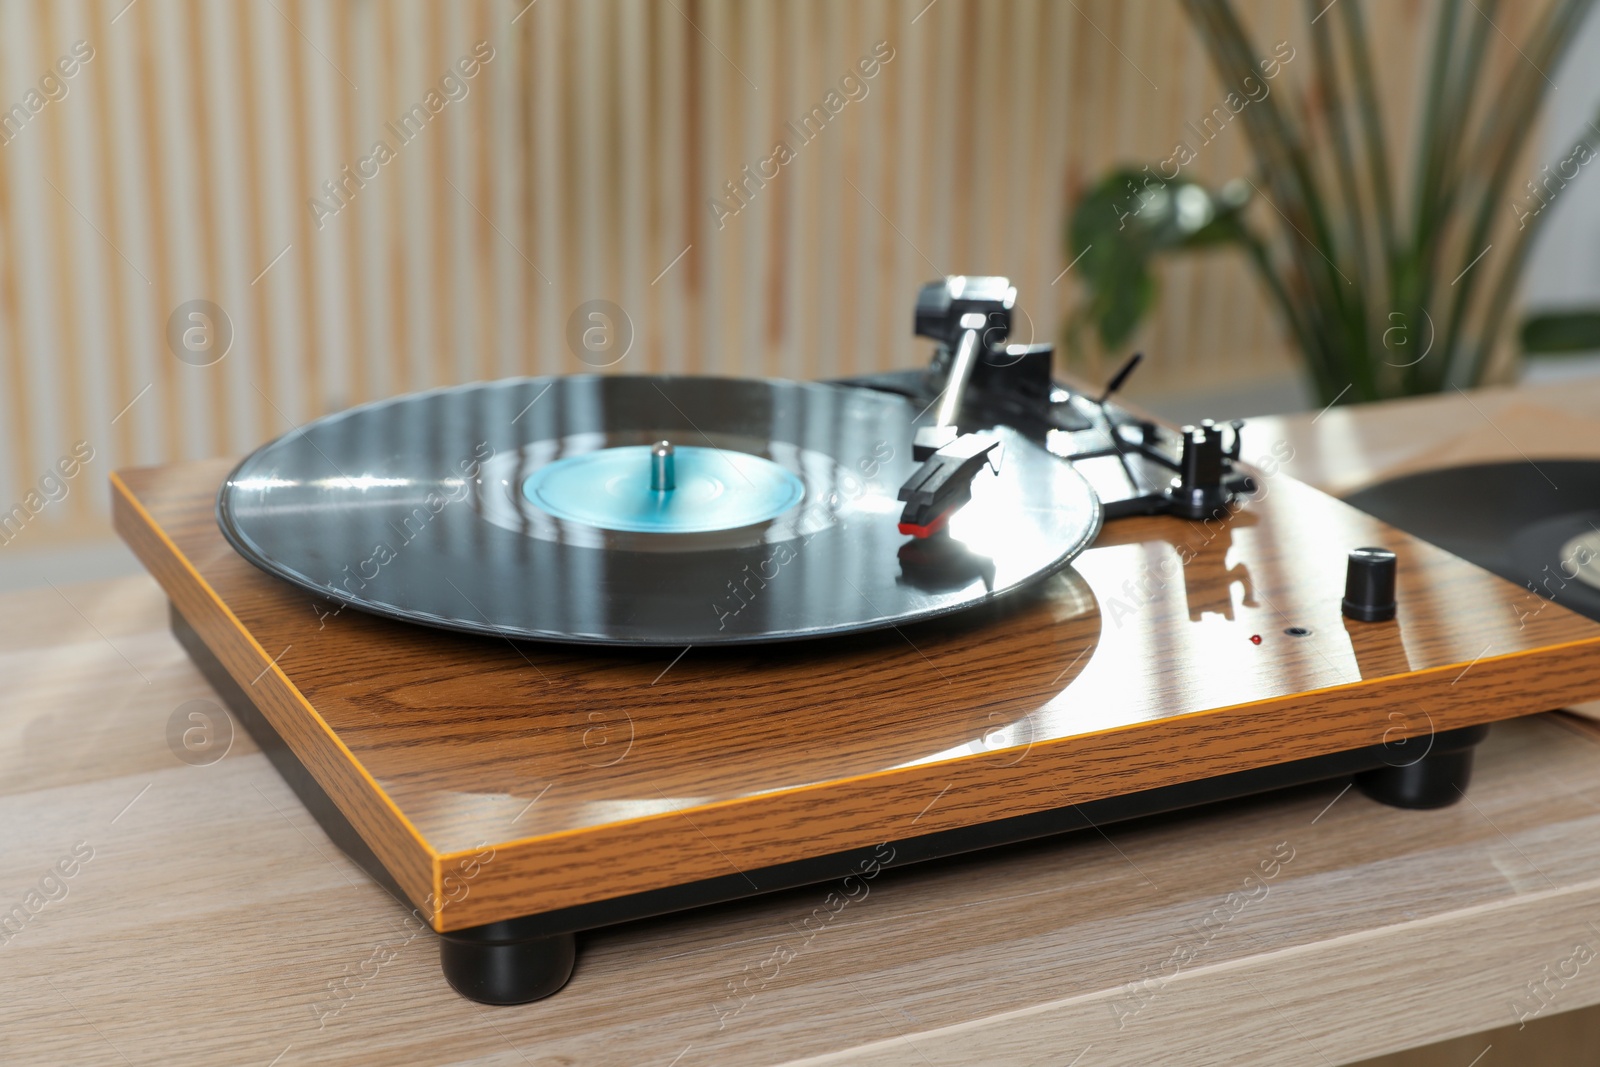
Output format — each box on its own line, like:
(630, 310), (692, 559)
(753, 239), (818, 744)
(439, 925), (577, 1004)
(1354, 724), (1490, 809)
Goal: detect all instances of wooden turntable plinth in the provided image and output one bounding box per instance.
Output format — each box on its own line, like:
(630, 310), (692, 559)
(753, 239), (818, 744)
(112, 457), (1600, 1003)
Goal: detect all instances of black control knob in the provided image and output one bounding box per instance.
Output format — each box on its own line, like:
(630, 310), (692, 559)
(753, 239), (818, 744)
(1342, 546), (1397, 622)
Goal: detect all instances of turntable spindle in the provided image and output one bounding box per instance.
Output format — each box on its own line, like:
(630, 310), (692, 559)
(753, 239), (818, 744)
(651, 440), (676, 492)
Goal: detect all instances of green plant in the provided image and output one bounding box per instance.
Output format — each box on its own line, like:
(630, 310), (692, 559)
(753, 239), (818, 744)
(1067, 0), (1600, 406)
(1522, 308), (1600, 353)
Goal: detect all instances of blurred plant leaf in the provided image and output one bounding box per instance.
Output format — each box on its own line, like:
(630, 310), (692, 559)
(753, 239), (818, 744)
(1068, 0), (1598, 405)
(1068, 169), (1252, 350)
(1521, 310), (1600, 354)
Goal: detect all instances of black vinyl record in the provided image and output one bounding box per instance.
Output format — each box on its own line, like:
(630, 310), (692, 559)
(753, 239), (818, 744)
(1345, 459), (1600, 623)
(217, 376), (1102, 646)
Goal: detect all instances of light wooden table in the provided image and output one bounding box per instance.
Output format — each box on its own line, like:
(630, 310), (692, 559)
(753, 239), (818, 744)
(5, 378), (1600, 1067)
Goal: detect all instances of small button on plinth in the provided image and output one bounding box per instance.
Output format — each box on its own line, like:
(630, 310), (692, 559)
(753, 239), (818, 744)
(1343, 546), (1397, 622)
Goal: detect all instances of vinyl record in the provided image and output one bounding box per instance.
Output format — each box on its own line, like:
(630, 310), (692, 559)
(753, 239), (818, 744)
(217, 376), (1102, 646)
(1345, 459), (1600, 623)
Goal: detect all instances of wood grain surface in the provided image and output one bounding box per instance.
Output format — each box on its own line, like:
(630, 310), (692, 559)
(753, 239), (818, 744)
(7, 575), (1600, 1066)
(1244, 377), (1600, 499)
(3, 376), (1599, 1065)
(110, 439), (1600, 933)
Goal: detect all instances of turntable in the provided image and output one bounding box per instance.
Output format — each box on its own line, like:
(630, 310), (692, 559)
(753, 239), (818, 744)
(112, 276), (1600, 1005)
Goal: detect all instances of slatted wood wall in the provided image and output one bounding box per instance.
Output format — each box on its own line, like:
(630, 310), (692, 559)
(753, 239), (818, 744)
(0, 0), (1483, 550)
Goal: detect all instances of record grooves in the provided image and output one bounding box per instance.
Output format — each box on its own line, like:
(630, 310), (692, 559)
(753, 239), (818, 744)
(1345, 460), (1600, 623)
(110, 274), (1600, 1008)
(217, 375), (1101, 646)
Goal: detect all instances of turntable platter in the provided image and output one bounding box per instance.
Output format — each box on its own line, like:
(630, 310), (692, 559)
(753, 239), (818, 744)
(217, 376), (1102, 646)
